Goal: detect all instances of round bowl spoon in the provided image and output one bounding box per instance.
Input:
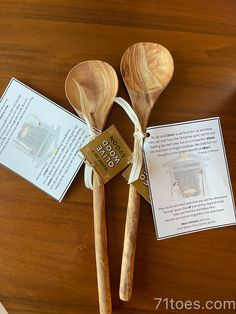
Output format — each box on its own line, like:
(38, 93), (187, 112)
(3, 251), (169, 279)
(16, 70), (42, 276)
(65, 60), (119, 314)
(120, 42), (174, 301)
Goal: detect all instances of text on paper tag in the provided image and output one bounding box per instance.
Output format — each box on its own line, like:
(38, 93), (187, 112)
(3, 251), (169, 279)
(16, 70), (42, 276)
(80, 125), (132, 183)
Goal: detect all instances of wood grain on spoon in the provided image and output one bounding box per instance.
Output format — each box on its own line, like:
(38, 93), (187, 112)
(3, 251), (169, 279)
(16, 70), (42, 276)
(120, 42), (174, 301)
(65, 60), (119, 314)
(65, 60), (118, 130)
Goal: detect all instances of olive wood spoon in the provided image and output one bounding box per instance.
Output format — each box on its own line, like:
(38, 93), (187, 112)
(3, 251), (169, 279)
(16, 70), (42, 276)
(120, 42), (174, 301)
(65, 60), (119, 314)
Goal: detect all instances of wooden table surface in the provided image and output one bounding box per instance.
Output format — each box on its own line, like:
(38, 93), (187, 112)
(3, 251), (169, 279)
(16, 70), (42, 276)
(0, 1), (236, 313)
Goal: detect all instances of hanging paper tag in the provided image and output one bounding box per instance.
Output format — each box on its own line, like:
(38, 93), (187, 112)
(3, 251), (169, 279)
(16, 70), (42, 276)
(80, 125), (132, 183)
(123, 164), (150, 203)
(0, 78), (90, 202)
(144, 117), (236, 240)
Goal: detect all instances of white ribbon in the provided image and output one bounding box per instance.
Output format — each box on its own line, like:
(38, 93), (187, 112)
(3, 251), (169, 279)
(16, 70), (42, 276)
(114, 97), (146, 184)
(77, 138), (95, 190)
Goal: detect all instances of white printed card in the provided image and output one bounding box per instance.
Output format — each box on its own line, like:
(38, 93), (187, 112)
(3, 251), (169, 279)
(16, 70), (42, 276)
(144, 118), (236, 239)
(0, 78), (90, 201)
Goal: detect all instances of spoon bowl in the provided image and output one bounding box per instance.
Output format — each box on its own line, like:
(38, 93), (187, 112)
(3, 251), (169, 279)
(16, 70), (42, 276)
(65, 60), (118, 130)
(121, 42), (174, 128)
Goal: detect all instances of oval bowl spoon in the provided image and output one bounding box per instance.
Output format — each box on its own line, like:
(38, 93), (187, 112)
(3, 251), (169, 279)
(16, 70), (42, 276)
(65, 60), (119, 314)
(120, 42), (174, 301)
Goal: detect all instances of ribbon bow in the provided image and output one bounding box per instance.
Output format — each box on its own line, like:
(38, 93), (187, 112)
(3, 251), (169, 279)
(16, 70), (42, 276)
(114, 97), (146, 183)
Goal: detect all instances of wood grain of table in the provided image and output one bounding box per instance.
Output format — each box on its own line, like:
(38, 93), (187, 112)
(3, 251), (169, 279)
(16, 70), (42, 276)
(0, 1), (235, 313)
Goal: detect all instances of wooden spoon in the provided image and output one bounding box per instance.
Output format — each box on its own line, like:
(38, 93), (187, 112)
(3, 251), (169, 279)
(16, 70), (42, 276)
(120, 42), (174, 301)
(65, 60), (119, 314)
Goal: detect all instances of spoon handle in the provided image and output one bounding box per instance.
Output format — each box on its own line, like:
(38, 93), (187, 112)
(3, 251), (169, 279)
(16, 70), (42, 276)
(93, 172), (112, 314)
(119, 184), (140, 301)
